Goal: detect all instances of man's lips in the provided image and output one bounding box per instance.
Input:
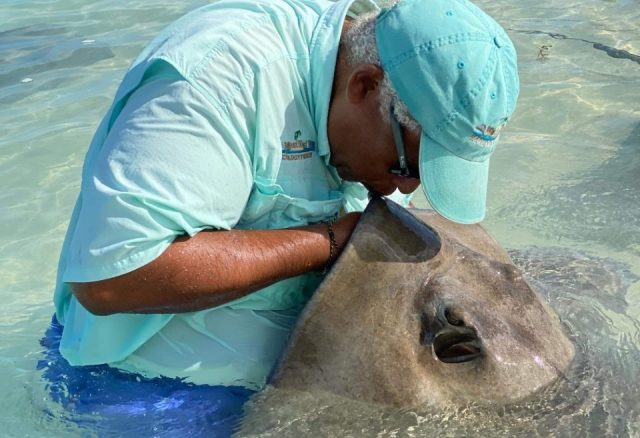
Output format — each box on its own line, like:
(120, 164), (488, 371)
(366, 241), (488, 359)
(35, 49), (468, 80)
(364, 181), (398, 196)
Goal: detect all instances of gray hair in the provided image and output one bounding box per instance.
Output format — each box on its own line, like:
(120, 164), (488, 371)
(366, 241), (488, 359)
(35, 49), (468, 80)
(342, 10), (420, 132)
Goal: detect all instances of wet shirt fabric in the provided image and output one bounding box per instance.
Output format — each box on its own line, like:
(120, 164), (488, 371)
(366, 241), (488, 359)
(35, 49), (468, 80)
(53, 0), (377, 388)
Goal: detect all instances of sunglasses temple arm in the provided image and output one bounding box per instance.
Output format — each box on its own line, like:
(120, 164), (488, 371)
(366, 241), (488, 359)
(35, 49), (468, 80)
(390, 115), (407, 170)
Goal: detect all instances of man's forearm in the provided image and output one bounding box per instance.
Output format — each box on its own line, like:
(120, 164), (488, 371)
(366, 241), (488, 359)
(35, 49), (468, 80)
(70, 213), (360, 315)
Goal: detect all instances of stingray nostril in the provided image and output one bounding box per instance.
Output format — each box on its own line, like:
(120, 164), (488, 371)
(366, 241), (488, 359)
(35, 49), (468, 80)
(444, 308), (464, 326)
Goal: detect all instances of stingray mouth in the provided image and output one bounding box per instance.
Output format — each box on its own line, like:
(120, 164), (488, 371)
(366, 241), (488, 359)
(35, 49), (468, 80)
(433, 330), (482, 363)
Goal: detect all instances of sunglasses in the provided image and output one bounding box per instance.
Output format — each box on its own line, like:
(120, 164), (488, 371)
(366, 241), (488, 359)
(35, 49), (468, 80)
(388, 105), (420, 179)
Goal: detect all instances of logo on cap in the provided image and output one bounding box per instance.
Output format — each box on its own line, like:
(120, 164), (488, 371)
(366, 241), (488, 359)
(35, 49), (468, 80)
(470, 123), (506, 147)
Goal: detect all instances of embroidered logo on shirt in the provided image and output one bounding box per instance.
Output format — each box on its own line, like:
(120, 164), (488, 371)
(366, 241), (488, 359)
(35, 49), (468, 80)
(469, 124), (505, 147)
(282, 130), (315, 161)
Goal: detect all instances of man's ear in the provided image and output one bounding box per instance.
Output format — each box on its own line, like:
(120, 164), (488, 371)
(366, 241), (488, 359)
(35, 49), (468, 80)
(345, 64), (385, 104)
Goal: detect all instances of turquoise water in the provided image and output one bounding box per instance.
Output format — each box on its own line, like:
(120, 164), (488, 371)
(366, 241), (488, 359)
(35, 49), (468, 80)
(1, 0), (639, 436)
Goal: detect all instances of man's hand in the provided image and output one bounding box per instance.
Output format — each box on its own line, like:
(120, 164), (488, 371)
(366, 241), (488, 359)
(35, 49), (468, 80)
(333, 212), (361, 254)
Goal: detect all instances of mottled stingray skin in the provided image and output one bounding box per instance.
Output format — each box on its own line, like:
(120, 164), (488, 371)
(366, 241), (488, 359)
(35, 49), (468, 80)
(272, 197), (575, 407)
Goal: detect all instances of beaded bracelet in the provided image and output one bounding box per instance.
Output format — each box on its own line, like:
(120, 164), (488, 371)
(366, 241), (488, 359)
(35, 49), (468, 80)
(322, 219), (337, 275)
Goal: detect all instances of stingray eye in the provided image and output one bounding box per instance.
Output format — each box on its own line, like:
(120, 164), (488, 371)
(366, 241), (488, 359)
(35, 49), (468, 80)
(445, 308), (464, 326)
(419, 312), (431, 345)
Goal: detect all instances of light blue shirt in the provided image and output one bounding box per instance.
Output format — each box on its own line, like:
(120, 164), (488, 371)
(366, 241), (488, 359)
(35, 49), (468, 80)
(54, 0), (378, 387)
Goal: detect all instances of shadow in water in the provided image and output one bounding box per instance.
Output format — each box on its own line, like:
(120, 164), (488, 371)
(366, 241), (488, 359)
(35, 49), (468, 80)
(511, 28), (640, 64)
(499, 122), (640, 254)
(0, 46), (115, 88)
(0, 24), (68, 39)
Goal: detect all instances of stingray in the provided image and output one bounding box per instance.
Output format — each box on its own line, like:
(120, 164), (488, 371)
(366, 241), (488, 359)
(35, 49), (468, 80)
(271, 196), (575, 407)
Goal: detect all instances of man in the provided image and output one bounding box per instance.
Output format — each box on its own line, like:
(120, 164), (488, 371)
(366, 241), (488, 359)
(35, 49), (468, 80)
(53, 0), (518, 389)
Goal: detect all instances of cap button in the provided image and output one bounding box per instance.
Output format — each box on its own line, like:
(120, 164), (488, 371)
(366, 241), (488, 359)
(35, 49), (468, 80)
(493, 35), (504, 48)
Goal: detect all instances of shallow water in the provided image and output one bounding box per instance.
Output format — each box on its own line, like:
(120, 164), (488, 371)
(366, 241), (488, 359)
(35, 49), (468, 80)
(0, 0), (639, 436)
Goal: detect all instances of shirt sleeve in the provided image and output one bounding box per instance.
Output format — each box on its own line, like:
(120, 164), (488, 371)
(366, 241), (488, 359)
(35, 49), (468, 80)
(62, 76), (254, 282)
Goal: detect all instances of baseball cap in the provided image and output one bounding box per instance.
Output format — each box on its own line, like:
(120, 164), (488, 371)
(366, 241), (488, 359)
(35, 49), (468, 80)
(375, 0), (519, 224)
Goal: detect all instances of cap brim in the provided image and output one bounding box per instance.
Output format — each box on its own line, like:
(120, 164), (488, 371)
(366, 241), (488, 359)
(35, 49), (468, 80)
(419, 132), (490, 224)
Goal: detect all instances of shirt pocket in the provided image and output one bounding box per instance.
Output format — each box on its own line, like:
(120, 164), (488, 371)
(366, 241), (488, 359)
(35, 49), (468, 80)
(239, 176), (343, 229)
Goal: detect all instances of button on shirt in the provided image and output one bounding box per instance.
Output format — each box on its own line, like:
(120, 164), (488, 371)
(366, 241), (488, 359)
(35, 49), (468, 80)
(53, 0), (378, 388)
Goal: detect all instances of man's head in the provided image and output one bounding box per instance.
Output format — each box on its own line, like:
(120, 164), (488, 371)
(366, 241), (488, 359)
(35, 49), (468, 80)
(328, 0), (519, 224)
